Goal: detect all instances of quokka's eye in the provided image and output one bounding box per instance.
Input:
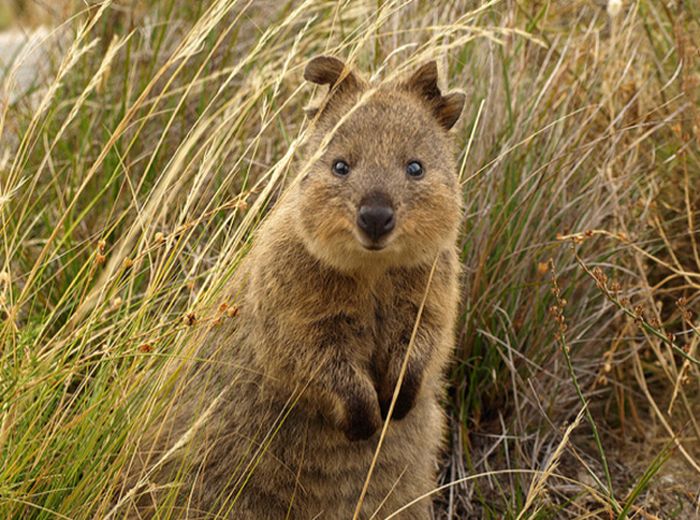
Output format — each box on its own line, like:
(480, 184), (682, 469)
(332, 160), (350, 177)
(406, 160), (424, 179)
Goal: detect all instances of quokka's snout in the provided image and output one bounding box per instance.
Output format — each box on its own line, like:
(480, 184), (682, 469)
(356, 191), (395, 247)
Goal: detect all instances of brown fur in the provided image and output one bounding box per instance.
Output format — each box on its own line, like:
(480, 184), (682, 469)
(124, 56), (465, 519)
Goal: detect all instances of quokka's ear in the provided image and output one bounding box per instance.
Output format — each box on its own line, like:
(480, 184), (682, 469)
(403, 61), (465, 130)
(304, 55), (363, 91)
(303, 56), (366, 120)
(303, 105), (320, 119)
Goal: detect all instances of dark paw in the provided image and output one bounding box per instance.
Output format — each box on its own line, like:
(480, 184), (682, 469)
(344, 397), (380, 442)
(379, 374), (419, 421)
(392, 388), (417, 420)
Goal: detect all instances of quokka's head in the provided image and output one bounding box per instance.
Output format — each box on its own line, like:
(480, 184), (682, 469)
(295, 56), (465, 272)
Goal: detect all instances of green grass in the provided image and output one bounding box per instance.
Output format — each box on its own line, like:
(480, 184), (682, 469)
(1, 0), (699, 518)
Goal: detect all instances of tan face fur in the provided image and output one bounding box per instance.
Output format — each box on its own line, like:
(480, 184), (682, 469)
(295, 57), (465, 272)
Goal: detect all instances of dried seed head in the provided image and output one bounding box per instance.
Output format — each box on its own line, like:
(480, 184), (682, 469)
(138, 343), (153, 353)
(602, 351), (613, 373)
(183, 312), (197, 326)
(677, 298), (693, 323)
(95, 239), (107, 264)
(592, 267), (608, 289)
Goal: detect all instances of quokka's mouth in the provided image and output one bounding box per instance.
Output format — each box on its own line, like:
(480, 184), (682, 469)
(353, 230), (393, 252)
(358, 236), (393, 251)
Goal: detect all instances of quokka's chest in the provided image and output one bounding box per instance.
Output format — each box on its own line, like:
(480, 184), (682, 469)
(348, 280), (418, 357)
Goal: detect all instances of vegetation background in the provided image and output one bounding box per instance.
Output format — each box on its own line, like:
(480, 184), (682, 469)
(1, 0), (698, 518)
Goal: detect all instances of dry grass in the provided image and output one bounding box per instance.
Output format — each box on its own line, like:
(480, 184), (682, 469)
(1, 0), (699, 518)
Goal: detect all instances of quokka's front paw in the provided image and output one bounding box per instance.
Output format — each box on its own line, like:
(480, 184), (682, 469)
(343, 393), (381, 442)
(378, 372), (420, 421)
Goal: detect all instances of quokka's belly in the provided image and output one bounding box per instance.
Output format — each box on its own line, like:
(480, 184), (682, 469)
(187, 381), (443, 519)
(261, 393), (443, 519)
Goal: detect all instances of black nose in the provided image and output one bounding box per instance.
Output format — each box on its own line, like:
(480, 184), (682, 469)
(357, 204), (395, 242)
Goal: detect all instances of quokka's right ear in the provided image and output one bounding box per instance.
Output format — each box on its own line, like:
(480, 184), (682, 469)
(303, 56), (365, 120)
(303, 56), (363, 91)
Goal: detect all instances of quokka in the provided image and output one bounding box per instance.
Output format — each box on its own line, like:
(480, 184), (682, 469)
(125, 55), (465, 519)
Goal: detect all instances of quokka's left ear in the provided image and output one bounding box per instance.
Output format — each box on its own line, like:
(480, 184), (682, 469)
(402, 61), (466, 131)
